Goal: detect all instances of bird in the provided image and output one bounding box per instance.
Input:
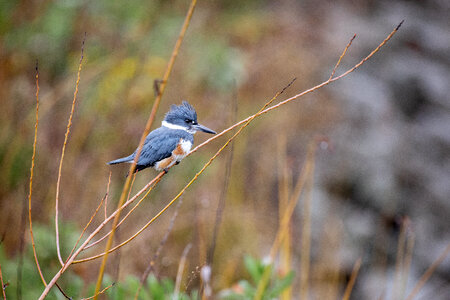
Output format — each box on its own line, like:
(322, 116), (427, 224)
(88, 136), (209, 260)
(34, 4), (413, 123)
(107, 101), (216, 173)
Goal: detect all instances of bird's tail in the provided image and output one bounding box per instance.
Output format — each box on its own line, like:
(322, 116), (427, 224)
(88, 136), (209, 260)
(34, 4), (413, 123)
(107, 155), (134, 165)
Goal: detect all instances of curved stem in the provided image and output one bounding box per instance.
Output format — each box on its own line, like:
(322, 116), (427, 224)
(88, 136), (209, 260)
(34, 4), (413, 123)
(55, 34), (86, 266)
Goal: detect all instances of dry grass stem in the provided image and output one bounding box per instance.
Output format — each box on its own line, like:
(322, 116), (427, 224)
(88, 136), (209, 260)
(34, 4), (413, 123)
(342, 258), (362, 300)
(401, 230), (415, 299)
(300, 143), (315, 300)
(329, 34), (356, 80)
(55, 282), (71, 299)
(277, 134), (292, 300)
(28, 61), (47, 286)
(206, 96), (237, 266)
(174, 244), (192, 300)
(104, 171), (112, 220)
(94, 1), (198, 295)
(55, 33), (86, 266)
(254, 141), (317, 300)
(0, 263), (6, 300)
(81, 282), (115, 300)
(405, 243), (450, 300)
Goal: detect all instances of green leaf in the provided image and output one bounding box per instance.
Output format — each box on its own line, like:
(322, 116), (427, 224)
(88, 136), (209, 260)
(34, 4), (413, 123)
(267, 271), (295, 298)
(244, 255), (263, 283)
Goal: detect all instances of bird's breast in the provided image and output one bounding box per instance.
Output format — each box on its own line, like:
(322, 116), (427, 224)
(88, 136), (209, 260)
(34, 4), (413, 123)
(153, 138), (192, 171)
(173, 139), (192, 160)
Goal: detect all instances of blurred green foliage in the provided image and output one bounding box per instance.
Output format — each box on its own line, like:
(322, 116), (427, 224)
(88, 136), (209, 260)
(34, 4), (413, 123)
(0, 221), (291, 299)
(0, 222), (84, 299)
(219, 255), (294, 299)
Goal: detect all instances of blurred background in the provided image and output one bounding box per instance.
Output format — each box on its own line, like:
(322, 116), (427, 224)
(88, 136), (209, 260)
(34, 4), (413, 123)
(0, 0), (449, 299)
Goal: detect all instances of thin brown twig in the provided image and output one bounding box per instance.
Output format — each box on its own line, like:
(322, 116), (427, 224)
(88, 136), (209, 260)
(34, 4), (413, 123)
(29, 60), (47, 286)
(342, 258), (362, 300)
(300, 143), (315, 300)
(329, 34), (356, 80)
(94, 1), (198, 295)
(81, 282), (115, 300)
(206, 91), (238, 267)
(174, 244), (192, 299)
(0, 262), (6, 300)
(55, 283), (71, 300)
(104, 171), (112, 220)
(55, 33), (86, 266)
(401, 229), (415, 300)
(127, 173), (136, 201)
(277, 134), (292, 300)
(405, 243), (450, 300)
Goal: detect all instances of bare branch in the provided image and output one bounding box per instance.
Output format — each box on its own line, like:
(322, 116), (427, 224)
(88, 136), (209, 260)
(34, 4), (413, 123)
(405, 243), (450, 300)
(104, 171), (112, 220)
(29, 60), (47, 286)
(55, 33), (86, 266)
(342, 258), (362, 300)
(81, 282), (115, 300)
(174, 244), (192, 299)
(0, 262), (6, 300)
(329, 34), (356, 80)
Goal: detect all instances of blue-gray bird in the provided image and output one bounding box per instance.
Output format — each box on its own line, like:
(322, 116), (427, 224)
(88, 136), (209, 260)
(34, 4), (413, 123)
(107, 101), (216, 173)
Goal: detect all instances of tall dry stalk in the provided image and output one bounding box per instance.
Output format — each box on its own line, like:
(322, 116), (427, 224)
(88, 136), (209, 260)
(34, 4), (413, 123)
(342, 258), (362, 300)
(405, 243), (450, 300)
(93, 0), (198, 296)
(28, 61), (47, 286)
(55, 33), (86, 267)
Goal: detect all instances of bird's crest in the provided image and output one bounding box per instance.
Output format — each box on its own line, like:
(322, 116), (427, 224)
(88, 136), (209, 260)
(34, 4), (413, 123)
(164, 101), (197, 124)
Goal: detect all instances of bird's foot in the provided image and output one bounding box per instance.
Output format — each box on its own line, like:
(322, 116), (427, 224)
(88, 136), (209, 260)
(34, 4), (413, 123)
(163, 168), (169, 174)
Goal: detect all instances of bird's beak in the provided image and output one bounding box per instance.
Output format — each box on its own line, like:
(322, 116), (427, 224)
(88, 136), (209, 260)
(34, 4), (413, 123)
(194, 124), (216, 134)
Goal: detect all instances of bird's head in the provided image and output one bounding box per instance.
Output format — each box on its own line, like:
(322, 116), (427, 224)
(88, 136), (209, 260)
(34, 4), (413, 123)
(163, 101), (216, 134)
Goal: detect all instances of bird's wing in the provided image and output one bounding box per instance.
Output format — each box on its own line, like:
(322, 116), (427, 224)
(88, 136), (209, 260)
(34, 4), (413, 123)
(137, 132), (180, 167)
